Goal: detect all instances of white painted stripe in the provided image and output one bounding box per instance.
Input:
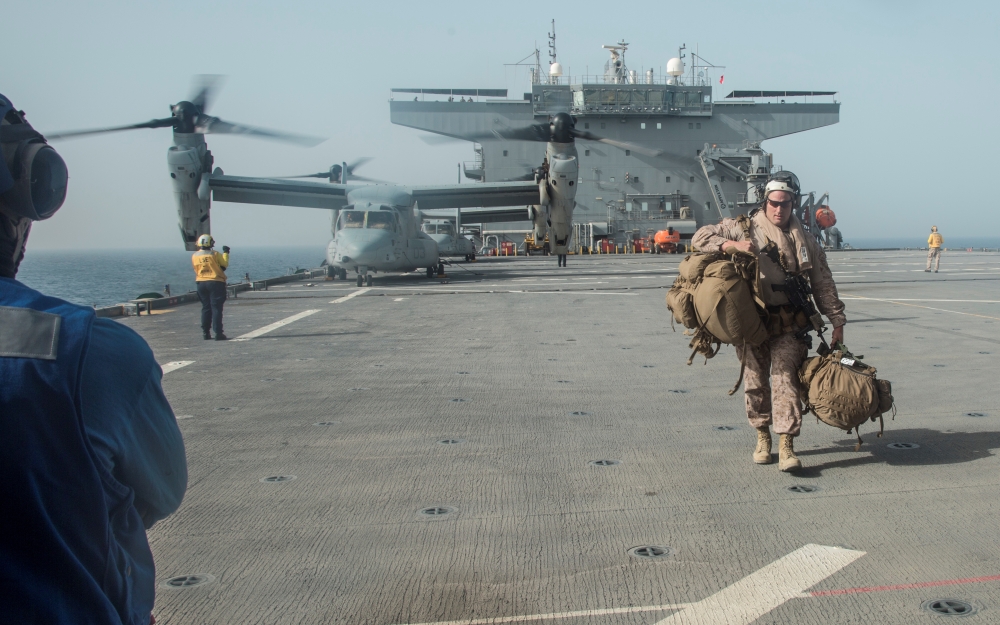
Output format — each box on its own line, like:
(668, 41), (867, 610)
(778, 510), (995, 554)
(395, 603), (691, 625)
(161, 361), (194, 374)
(232, 310), (320, 341)
(653, 544), (865, 625)
(843, 297), (1000, 303)
(400, 544), (864, 625)
(330, 287), (370, 304)
(840, 296), (1000, 321)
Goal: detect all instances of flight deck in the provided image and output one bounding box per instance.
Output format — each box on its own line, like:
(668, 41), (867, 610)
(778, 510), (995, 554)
(133, 251), (1000, 624)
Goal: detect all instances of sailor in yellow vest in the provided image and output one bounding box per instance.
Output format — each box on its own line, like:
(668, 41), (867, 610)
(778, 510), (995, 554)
(926, 226), (943, 273)
(192, 234), (230, 340)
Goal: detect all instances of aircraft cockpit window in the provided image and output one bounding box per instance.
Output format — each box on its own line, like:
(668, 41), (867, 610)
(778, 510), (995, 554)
(366, 211), (394, 229)
(422, 224), (436, 234)
(339, 211), (365, 229)
(438, 224), (454, 235)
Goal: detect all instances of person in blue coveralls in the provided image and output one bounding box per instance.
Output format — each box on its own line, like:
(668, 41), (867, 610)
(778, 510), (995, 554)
(0, 94), (187, 624)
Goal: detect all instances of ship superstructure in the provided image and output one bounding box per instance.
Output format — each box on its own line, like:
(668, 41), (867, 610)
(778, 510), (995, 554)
(390, 30), (839, 250)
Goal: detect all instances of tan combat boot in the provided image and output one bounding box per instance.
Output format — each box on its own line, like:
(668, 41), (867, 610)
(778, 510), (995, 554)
(778, 434), (802, 472)
(753, 427), (772, 464)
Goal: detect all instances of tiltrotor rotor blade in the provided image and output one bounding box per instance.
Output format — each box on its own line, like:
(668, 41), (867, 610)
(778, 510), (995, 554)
(572, 129), (663, 158)
(189, 74), (225, 114)
(277, 172), (332, 179)
(194, 116), (325, 146)
(345, 157), (372, 173)
(46, 117), (176, 140)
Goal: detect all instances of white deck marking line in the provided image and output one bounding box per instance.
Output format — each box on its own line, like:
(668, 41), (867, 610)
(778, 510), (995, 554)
(401, 544), (864, 625)
(396, 603), (692, 625)
(654, 544), (865, 625)
(330, 287), (370, 304)
(841, 296), (1000, 321)
(843, 297), (1000, 303)
(232, 310), (321, 341)
(161, 361), (194, 374)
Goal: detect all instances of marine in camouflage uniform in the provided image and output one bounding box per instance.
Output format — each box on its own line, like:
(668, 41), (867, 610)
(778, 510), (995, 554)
(692, 173), (846, 471)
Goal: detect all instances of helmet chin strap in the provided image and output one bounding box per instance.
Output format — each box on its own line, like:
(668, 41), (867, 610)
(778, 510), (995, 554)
(0, 210), (31, 279)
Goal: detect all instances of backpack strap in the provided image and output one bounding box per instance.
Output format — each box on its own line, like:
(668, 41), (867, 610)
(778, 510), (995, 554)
(727, 344), (747, 396)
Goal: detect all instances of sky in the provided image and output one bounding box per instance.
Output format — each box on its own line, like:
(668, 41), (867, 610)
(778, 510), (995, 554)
(6, 0), (999, 249)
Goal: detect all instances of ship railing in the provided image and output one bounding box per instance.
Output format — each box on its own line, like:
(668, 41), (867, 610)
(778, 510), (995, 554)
(540, 74), (718, 87)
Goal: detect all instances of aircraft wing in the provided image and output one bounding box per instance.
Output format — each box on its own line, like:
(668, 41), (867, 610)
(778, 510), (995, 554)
(209, 175), (352, 210)
(421, 206), (532, 224)
(409, 182), (539, 209)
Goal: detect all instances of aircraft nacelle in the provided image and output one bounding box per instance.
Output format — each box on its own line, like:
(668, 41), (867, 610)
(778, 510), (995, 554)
(167, 132), (213, 251)
(544, 147), (578, 255)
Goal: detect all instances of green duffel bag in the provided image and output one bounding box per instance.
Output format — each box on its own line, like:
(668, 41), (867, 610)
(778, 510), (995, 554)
(799, 349), (895, 449)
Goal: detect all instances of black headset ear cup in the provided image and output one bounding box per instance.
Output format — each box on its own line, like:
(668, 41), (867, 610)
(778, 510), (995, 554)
(1, 141), (67, 221)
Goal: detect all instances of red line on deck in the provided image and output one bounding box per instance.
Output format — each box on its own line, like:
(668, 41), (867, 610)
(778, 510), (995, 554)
(811, 574), (1000, 597)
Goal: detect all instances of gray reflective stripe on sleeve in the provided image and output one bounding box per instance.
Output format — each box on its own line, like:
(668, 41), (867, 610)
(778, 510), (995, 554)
(0, 306), (61, 360)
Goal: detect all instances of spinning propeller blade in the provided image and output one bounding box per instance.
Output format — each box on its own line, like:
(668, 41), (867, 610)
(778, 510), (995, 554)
(46, 75), (324, 147)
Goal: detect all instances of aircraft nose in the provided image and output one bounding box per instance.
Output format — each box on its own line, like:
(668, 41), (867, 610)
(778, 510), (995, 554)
(339, 231), (391, 264)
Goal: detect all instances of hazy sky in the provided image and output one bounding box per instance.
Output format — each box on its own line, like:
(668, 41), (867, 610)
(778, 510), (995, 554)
(7, 0), (999, 249)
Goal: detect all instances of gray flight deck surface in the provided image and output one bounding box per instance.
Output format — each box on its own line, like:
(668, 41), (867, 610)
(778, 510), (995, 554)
(129, 251), (1000, 624)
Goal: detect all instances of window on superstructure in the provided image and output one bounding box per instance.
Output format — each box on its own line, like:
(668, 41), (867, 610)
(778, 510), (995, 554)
(503, 150), (508, 157)
(640, 123), (646, 129)
(688, 123), (694, 129)
(657, 122), (662, 129)
(696, 123), (701, 129)
(665, 176), (671, 183)
(584, 89), (601, 105)
(631, 90), (646, 105)
(617, 90), (632, 105)
(648, 91), (663, 105)
(600, 90), (616, 106)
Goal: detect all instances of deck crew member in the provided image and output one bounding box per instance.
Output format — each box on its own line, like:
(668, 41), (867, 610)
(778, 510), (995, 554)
(0, 93), (187, 624)
(926, 226), (943, 273)
(692, 172), (846, 471)
(192, 234), (230, 340)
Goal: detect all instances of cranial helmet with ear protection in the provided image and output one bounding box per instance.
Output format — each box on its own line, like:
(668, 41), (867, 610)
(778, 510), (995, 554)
(0, 94), (68, 277)
(0, 94), (68, 222)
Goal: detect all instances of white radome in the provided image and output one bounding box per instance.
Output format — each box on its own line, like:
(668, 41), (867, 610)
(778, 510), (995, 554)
(549, 62), (563, 77)
(666, 57), (684, 77)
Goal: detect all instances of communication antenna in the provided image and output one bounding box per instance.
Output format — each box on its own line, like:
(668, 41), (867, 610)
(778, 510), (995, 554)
(548, 20), (561, 84)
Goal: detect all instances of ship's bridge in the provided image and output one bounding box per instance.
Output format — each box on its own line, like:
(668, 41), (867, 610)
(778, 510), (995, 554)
(534, 83), (712, 117)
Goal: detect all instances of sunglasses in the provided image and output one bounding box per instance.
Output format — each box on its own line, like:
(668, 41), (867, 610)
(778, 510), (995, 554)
(767, 199), (793, 209)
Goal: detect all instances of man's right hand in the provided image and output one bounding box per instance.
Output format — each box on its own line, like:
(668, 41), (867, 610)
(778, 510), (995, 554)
(722, 240), (753, 255)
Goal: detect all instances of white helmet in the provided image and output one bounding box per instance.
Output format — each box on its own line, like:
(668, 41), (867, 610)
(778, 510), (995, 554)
(764, 170), (800, 198)
(197, 234), (215, 248)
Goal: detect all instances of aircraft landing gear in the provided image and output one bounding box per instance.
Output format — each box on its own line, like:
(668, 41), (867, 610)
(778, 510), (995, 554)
(339, 268), (347, 280)
(356, 274), (364, 287)
(365, 274), (373, 287)
(437, 262), (445, 276)
(426, 266), (434, 278)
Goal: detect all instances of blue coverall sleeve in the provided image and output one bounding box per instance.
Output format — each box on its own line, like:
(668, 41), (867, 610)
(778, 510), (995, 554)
(80, 319), (188, 528)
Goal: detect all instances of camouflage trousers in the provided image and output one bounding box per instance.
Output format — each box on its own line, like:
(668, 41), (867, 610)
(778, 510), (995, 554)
(927, 248), (942, 271)
(735, 332), (808, 436)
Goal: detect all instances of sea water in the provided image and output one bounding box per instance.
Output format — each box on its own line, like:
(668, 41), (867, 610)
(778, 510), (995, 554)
(16, 246), (326, 307)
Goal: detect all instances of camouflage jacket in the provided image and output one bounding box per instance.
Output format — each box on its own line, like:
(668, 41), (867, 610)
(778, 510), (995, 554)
(692, 218), (847, 328)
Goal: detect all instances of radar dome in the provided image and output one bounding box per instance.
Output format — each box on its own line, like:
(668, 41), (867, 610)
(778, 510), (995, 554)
(666, 57), (684, 77)
(549, 62), (563, 77)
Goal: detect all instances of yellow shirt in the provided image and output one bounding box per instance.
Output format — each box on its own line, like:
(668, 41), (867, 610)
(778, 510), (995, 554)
(928, 233), (943, 248)
(192, 250), (229, 282)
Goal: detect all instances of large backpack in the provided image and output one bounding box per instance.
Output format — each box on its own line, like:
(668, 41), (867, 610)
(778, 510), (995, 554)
(799, 349), (895, 449)
(667, 252), (768, 367)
